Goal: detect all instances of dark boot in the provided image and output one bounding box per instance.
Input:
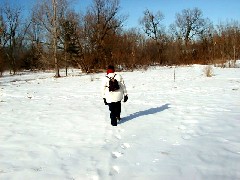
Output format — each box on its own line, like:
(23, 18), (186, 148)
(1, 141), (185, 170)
(111, 117), (117, 126)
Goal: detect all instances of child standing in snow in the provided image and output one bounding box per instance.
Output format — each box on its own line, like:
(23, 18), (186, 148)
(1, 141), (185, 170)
(101, 65), (128, 126)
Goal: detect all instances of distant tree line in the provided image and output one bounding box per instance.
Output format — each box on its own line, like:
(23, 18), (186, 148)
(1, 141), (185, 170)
(0, 0), (239, 76)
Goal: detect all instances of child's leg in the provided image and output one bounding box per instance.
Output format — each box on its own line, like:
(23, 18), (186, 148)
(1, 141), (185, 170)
(116, 101), (121, 119)
(109, 103), (117, 126)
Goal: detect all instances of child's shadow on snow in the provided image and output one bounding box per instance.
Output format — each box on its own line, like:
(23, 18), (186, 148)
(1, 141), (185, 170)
(119, 103), (170, 124)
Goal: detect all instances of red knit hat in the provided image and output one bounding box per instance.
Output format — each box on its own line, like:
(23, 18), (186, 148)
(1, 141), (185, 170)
(107, 65), (115, 74)
(107, 68), (114, 74)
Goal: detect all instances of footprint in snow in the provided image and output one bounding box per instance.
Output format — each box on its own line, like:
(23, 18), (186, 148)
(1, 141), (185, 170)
(152, 158), (160, 163)
(104, 139), (110, 143)
(0, 169), (5, 173)
(109, 166), (120, 176)
(115, 134), (121, 140)
(182, 134), (192, 140)
(178, 125), (187, 130)
(121, 143), (130, 149)
(117, 128), (125, 133)
(173, 141), (181, 146)
(112, 151), (123, 159)
(159, 137), (167, 142)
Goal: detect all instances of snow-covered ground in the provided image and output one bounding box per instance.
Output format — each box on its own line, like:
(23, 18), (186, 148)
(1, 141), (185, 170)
(0, 64), (240, 180)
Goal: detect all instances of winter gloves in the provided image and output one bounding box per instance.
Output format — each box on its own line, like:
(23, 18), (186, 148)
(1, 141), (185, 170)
(123, 95), (128, 102)
(103, 98), (108, 105)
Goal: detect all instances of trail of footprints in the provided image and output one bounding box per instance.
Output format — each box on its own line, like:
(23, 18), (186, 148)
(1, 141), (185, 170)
(107, 121), (196, 176)
(106, 119), (200, 176)
(107, 126), (130, 176)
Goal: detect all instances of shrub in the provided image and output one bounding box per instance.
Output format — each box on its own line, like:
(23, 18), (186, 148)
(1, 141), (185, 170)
(203, 65), (214, 77)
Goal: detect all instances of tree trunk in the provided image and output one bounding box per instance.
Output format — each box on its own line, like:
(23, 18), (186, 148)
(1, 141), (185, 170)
(52, 0), (60, 77)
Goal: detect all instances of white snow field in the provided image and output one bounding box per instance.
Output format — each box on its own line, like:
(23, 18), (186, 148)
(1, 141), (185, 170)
(0, 64), (240, 180)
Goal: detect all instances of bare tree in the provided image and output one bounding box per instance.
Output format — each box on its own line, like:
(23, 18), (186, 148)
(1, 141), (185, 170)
(140, 9), (165, 41)
(24, 9), (45, 70)
(32, 0), (72, 76)
(0, 11), (5, 75)
(84, 0), (126, 69)
(174, 8), (207, 46)
(215, 21), (240, 66)
(0, 11), (4, 47)
(52, 0), (60, 77)
(140, 9), (167, 64)
(1, 3), (22, 74)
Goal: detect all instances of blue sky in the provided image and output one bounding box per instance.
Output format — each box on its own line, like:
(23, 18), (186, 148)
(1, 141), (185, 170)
(1, 0), (240, 29)
(74, 0), (240, 28)
(119, 0), (240, 28)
